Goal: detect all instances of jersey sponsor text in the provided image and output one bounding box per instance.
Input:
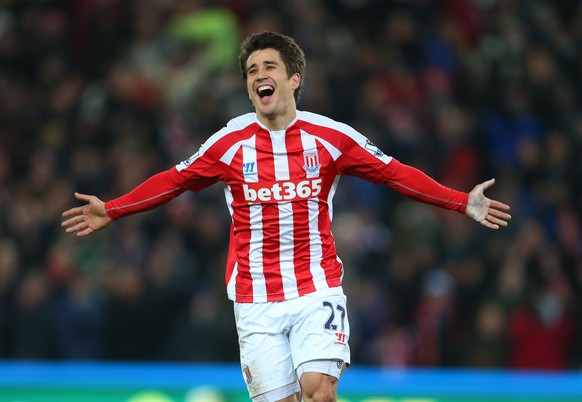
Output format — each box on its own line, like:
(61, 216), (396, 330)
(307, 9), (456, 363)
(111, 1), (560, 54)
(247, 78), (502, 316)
(241, 178), (322, 203)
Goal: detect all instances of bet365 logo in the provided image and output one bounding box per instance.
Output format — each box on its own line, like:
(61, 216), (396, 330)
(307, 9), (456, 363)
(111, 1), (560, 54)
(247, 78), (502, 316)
(242, 178), (322, 203)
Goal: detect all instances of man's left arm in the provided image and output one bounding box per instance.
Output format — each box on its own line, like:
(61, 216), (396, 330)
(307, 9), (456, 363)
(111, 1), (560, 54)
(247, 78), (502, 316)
(384, 159), (511, 229)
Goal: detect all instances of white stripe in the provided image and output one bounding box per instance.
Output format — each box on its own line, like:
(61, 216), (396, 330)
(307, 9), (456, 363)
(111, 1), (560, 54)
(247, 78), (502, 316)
(271, 131), (298, 299)
(220, 139), (245, 165)
(177, 113), (257, 172)
(299, 131), (327, 290)
(224, 183), (237, 299)
(248, 204), (266, 301)
(226, 261), (238, 299)
(312, 136), (341, 161)
(298, 110), (392, 164)
(177, 127), (235, 172)
(242, 136), (266, 301)
(327, 175), (340, 222)
(328, 176), (344, 282)
(307, 197), (326, 290)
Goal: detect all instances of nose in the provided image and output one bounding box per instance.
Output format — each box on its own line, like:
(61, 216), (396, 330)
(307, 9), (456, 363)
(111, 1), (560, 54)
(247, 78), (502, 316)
(256, 73), (266, 82)
(256, 65), (269, 79)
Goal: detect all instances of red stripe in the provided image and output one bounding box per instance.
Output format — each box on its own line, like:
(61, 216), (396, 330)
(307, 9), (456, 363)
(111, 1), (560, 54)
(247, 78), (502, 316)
(230, 147), (253, 301)
(314, 139), (343, 287)
(256, 130), (283, 301)
(285, 127), (316, 296)
(319, 202), (342, 287)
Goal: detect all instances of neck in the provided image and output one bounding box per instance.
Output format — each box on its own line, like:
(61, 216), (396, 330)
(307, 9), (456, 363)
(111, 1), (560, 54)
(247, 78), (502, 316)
(257, 109), (297, 131)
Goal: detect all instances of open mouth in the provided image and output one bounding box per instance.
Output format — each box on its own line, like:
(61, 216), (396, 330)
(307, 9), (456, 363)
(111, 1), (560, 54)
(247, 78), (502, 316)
(257, 85), (275, 99)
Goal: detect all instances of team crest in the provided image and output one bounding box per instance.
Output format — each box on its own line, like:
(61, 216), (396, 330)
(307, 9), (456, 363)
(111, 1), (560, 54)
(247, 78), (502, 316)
(303, 150), (320, 175)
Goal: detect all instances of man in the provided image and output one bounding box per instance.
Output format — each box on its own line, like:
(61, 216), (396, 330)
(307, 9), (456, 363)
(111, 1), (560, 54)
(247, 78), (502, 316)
(62, 32), (511, 402)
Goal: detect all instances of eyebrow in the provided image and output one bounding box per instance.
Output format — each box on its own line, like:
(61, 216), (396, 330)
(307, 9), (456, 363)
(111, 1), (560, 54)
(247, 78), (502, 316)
(246, 59), (279, 73)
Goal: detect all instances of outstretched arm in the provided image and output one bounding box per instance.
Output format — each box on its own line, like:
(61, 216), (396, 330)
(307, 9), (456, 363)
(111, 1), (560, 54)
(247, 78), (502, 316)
(62, 169), (186, 237)
(382, 160), (510, 229)
(465, 178), (511, 229)
(62, 192), (112, 237)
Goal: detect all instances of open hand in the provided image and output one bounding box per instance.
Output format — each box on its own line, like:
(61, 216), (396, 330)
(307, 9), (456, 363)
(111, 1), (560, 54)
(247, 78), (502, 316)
(61, 192), (112, 237)
(465, 179), (511, 229)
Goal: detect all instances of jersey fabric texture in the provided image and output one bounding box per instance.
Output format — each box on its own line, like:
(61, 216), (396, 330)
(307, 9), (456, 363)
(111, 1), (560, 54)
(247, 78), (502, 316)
(105, 111), (469, 303)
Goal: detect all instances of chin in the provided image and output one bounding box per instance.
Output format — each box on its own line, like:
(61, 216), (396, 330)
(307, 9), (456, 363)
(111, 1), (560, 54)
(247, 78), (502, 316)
(257, 105), (276, 117)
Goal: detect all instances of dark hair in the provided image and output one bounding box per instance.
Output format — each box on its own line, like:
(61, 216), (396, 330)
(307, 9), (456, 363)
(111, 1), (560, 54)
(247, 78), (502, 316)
(239, 31), (306, 103)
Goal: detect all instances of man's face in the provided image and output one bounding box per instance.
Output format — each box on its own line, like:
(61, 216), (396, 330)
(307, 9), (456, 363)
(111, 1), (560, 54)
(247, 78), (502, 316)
(245, 48), (300, 120)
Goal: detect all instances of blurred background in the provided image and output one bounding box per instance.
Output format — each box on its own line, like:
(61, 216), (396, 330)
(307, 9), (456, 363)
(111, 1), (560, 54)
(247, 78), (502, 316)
(0, 0), (581, 375)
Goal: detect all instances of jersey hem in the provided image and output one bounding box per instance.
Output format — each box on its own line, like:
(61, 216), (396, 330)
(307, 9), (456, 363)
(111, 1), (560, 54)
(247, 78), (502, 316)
(229, 280), (343, 303)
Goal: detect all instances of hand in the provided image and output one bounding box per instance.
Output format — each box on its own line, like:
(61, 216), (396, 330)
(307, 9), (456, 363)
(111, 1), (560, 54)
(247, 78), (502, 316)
(61, 192), (112, 237)
(465, 179), (511, 229)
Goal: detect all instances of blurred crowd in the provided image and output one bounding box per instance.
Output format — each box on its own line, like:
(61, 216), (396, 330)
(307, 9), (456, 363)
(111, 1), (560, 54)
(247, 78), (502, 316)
(0, 0), (581, 370)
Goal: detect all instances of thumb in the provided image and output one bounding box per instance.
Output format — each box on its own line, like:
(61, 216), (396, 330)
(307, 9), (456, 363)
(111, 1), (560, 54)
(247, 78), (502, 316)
(478, 178), (496, 192)
(74, 192), (93, 203)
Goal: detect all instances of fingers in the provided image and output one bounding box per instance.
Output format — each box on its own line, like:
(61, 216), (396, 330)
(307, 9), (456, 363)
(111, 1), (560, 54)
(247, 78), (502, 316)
(62, 217), (95, 237)
(489, 207), (512, 221)
(62, 194), (90, 234)
(62, 193), (103, 237)
(484, 214), (508, 229)
(480, 215), (502, 229)
(62, 205), (84, 218)
(488, 201), (512, 228)
(480, 207), (512, 229)
(61, 214), (85, 228)
(61, 214), (88, 234)
(481, 220), (499, 229)
(76, 227), (95, 237)
(64, 221), (88, 234)
(62, 193), (93, 218)
(471, 179), (512, 230)
(490, 199), (511, 212)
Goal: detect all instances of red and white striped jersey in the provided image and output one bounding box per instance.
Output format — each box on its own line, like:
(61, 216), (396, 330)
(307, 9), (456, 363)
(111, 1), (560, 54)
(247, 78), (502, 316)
(105, 110), (469, 303)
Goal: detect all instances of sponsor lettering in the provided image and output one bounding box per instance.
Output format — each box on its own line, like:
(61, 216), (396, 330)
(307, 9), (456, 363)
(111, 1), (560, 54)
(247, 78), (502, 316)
(242, 178), (322, 203)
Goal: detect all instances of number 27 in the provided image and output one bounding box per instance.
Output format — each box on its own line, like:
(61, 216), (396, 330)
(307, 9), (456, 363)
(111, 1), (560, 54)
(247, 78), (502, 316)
(322, 301), (345, 332)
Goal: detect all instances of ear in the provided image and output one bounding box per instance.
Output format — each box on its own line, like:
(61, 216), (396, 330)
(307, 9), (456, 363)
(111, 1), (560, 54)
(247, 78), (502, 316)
(290, 73), (301, 91)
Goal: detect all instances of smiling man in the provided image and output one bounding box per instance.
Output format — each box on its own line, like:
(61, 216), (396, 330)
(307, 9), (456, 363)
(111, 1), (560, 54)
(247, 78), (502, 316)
(62, 32), (511, 402)
(243, 44), (302, 130)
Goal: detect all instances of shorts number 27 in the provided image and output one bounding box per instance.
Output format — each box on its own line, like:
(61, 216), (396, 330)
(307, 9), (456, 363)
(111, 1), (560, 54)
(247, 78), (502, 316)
(322, 301), (346, 332)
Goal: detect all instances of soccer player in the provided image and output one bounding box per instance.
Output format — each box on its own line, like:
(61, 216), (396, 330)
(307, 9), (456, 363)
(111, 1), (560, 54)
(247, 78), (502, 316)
(62, 32), (511, 402)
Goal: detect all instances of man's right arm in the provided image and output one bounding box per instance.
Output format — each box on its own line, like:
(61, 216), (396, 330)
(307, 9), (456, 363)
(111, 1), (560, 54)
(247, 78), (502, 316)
(105, 168), (185, 220)
(62, 168), (185, 237)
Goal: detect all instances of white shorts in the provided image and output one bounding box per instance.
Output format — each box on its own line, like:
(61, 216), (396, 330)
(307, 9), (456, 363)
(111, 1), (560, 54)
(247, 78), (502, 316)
(234, 286), (351, 398)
